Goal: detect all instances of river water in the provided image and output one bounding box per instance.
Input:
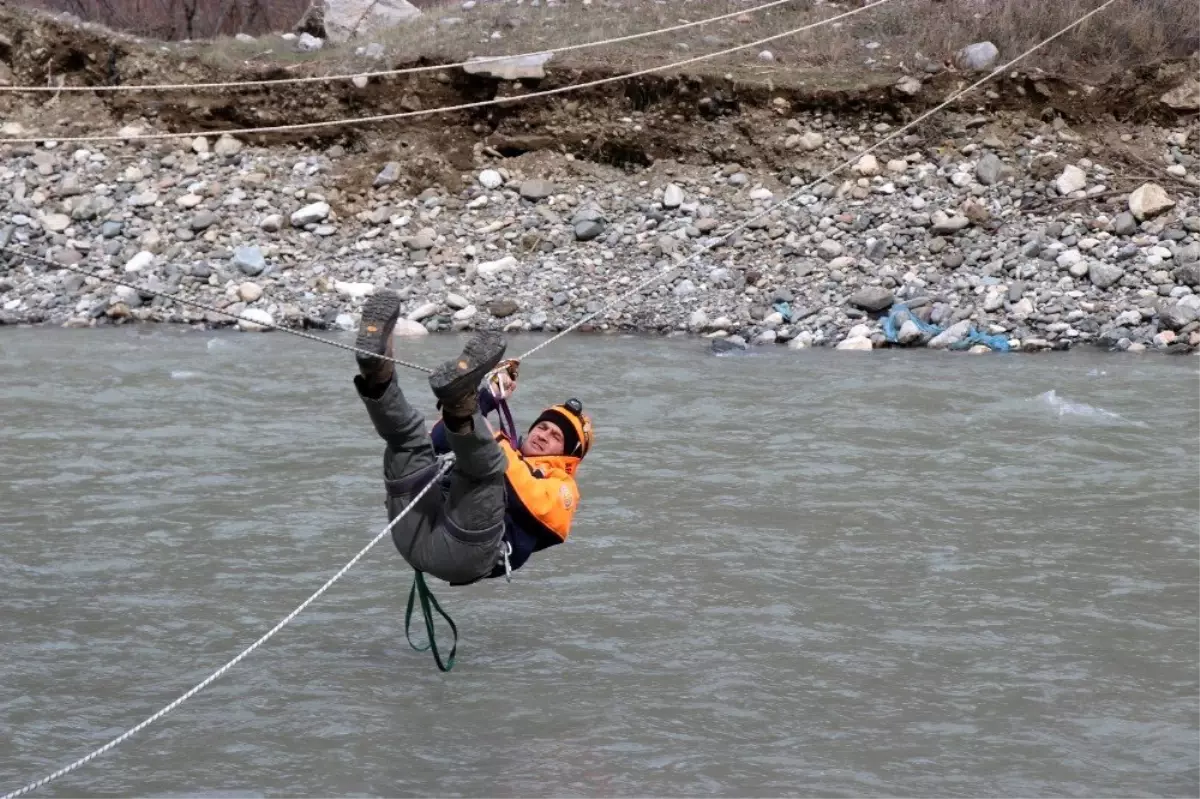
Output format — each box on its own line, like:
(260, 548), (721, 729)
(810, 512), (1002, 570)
(1, 326), (1197, 798)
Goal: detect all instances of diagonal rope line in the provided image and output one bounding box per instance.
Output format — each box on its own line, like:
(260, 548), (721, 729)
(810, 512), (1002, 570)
(2, 1), (1124, 795)
(0, 0), (799, 93)
(0, 243), (434, 373)
(518, 0), (1126, 361)
(0, 457), (454, 799)
(0, 0), (898, 144)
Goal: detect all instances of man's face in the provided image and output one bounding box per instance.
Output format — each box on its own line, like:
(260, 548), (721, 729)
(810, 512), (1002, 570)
(522, 420), (565, 457)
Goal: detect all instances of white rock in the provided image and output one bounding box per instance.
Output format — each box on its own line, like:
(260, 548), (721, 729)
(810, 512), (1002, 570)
(854, 154), (880, 176)
(749, 187), (774, 201)
(787, 332), (813, 349)
(818, 240), (844, 260)
(334, 313), (357, 331)
(452, 304), (476, 321)
(41, 213), (70, 233)
(898, 320), (924, 344)
(797, 132), (824, 151)
(463, 52), (552, 80)
(662, 183), (684, 208)
(124, 251), (154, 273)
(689, 309), (709, 329)
(478, 169), (504, 189)
(296, 33), (324, 51)
(238, 281), (263, 302)
(1128, 183), (1175, 221)
(477, 255), (517, 276)
(394, 318), (429, 337)
(317, 0), (420, 42)
(954, 41), (999, 71)
(836, 335), (874, 351)
(446, 292), (469, 309)
(334, 280), (375, 299)
(291, 201), (331, 227)
(407, 302), (438, 321)
(237, 308), (274, 332)
(848, 323), (873, 338)
(1056, 164), (1087, 195)
(1056, 249), (1082, 268)
(213, 134), (243, 157)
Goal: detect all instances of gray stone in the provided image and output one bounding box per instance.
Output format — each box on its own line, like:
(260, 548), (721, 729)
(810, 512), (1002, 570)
(975, 153), (1006, 185)
(1088, 262), (1124, 289)
(374, 162), (401, 187)
(1113, 212), (1138, 236)
(1160, 295), (1200, 330)
(954, 41), (998, 71)
(574, 220), (605, 241)
(190, 210), (218, 231)
(519, 179), (555, 201)
(848, 287), (894, 312)
(929, 319), (972, 349)
(232, 245), (266, 276)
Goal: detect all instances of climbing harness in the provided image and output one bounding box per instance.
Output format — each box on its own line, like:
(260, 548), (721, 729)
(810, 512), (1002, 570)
(2, 0), (1127, 790)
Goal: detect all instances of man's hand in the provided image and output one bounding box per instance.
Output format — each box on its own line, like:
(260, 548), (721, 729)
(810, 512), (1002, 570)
(486, 359), (521, 401)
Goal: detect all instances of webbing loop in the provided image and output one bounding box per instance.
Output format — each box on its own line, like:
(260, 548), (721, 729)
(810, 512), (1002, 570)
(404, 570), (459, 672)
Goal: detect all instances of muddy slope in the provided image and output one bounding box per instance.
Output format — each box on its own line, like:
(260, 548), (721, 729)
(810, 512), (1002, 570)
(1, 4), (1196, 175)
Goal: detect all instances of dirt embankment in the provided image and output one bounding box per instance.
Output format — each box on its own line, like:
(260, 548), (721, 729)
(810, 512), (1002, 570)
(0, 2), (1197, 199)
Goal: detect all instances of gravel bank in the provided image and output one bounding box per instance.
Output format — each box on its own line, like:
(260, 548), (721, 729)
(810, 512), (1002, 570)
(2, 109), (1198, 355)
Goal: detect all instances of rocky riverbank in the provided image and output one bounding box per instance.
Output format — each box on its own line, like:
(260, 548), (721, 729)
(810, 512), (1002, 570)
(2, 102), (1200, 354)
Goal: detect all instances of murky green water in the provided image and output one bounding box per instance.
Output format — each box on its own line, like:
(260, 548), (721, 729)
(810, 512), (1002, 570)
(2, 327), (1197, 797)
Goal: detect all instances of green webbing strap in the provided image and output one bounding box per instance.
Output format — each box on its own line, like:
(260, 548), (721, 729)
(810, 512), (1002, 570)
(405, 570), (458, 672)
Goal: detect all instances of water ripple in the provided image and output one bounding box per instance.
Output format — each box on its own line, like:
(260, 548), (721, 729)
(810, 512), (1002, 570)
(0, 329), (1196, 798)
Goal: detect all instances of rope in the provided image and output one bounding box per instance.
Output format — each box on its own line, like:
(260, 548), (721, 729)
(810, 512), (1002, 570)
(517, 0), (1126, 362)
(2, 1), (1126, 794)
(0, 0), (898, 145)
(0, 243), (433, 373)
(0, 0), (799, 94)
(0, 456), (453, 799)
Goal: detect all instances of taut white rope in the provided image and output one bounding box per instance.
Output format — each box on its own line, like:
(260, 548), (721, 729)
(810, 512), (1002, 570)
(1, 457), (453, 799)
(0, 0), (898, 144)
(516, 0), (1128, 361)
(0, 0), (798, 94)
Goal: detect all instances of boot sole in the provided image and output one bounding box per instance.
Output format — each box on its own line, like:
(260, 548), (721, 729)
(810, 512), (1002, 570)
(429, 331), (507, 402)
(355, 291), (401, 370)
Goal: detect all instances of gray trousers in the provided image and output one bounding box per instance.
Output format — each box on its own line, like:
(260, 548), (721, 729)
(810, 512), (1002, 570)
(356, 375), (509, 585)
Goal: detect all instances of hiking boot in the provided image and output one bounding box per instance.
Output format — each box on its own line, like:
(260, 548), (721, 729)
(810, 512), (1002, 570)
(355, 291), (401, 385)
(429, 331), (507, 422)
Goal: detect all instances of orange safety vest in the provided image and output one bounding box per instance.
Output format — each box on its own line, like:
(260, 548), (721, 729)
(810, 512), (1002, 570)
(494, 431), (581, 543)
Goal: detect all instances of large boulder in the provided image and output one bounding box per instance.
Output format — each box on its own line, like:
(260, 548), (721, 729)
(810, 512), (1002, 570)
(296, 0), (420, 43)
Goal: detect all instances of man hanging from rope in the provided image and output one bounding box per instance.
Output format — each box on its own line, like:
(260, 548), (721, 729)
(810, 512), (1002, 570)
(352, 291), (593, 587)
